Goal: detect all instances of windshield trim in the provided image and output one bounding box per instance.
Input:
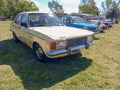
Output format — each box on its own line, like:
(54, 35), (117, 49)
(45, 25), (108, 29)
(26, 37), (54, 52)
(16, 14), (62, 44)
(28, 13), (64, 27)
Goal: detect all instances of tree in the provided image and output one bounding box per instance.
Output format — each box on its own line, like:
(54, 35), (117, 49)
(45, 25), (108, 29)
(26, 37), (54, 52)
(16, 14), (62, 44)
(0, 0), (6, 17)
(17, 0), (39, 14)
(6, 0), (18, 18)
(101, 0), (120, 21)
(0, 0), (39, 19)
(79, 0), (99, 15)
(101, 0), (112, 14)
(48, 0), (64, 16)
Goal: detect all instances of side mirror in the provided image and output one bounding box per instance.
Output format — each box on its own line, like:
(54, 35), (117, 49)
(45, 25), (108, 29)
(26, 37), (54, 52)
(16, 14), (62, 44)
(21, 23), (27, 28)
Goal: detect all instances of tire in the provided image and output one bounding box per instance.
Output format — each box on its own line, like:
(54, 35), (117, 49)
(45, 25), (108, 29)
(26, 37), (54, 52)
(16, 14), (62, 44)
(33, 43), (47, 63)
(13, 33), (19, 42)
(99, 28), (104, 33)
(100, 31), (104, 33)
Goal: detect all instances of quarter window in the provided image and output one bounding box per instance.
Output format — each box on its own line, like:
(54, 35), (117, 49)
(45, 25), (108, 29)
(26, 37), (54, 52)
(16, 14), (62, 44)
(14, 14), (22, 25)
(21, 14), (27, 24)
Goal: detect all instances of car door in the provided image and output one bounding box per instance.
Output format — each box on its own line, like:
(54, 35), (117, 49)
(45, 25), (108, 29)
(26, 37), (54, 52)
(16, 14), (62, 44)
(20, 14), (33, 47)
(12, 14), (23, 40)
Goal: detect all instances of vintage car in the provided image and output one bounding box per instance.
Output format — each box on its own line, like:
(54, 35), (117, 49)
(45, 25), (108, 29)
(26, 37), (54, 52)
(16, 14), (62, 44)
(70, 14), (105, 32)
(90, 17), (112, 28)
(10, 12), (95, 62)
(61, 15), (102, 33)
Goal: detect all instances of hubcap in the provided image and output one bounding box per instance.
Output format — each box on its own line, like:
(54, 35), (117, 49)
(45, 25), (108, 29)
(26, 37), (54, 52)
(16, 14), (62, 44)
(36, 47), (43, 60)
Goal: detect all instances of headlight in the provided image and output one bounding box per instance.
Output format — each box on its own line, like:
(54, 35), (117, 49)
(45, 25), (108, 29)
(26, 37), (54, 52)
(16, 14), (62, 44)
(87, 35), (95, 43)
(50, 40), (67, 50)
(56, 40), (67, 49)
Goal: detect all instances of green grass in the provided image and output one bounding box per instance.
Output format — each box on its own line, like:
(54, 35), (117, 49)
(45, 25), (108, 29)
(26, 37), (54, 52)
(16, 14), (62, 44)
(0, 21), (120, 90)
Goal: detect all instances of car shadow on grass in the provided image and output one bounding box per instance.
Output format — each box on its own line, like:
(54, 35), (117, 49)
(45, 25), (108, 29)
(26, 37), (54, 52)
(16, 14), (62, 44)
(0, 39), (93, 90)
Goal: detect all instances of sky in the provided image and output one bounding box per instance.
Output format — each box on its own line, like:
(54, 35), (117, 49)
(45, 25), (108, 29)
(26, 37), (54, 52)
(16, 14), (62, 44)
(30, 0), (105, 13)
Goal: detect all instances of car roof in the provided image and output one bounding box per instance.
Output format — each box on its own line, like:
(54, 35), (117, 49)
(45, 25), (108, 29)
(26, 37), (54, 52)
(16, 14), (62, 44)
(80, 14), (94, 16)
(19, 11), (51, 15)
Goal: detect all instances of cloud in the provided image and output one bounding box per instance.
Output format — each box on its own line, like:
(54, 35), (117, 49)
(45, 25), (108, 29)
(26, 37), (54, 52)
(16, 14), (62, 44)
(60, 0), (80, 13)
(31, 0), (49, 12)
(31, 0), (80, 14)
(61, 0), (79, 4)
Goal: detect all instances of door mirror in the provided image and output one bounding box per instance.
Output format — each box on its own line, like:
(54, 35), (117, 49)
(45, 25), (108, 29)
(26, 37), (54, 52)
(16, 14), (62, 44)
(21, 23), (27, 28)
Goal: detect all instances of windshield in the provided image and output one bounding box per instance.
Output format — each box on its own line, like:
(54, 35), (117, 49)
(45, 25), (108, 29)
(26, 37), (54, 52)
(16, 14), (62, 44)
(70, 16), (86, 23)
(91, 17), (99, 20)
(29, 13), (64, 27)
(91, 17), (105, 21)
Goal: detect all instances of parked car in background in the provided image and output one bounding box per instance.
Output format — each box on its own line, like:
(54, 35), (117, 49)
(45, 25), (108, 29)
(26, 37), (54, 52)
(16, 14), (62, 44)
(70, 14), (105, 32)
(62, 15), (104, 33)
(90, 17), (112, 28)
(75, 14), (108, 29)
(10, 12), (95, 62)
(90, 19), (107, 29)
(0, 17), (5, 21)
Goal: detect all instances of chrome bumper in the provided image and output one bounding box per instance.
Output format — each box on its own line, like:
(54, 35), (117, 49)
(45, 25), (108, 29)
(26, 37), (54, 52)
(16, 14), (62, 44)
(46, 41), (94, 57)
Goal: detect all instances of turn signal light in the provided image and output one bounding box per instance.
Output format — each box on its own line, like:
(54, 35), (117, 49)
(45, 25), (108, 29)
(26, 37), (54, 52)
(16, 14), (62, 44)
(92, 35), (95, 40)
(50, 42), (56, 50)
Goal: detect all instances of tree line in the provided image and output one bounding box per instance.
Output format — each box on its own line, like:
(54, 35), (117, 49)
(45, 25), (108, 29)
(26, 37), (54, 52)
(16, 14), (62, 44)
(79, 0), (99, 15)
(101, 0), (120, 20)
(0, 0), (120, 20)
(48, 0), (120, 20)
(0, 0), (38, 20)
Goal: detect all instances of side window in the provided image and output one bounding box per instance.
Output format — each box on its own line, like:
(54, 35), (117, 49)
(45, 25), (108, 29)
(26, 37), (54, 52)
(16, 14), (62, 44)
(14, 14), (22, 25)
(21, 14), (27, 24)
(21, 14), (28, 28)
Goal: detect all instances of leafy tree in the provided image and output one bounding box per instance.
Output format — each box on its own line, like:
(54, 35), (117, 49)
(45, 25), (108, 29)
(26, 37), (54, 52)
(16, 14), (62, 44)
(0, 0), (6, 16)
(0, 0), (39, 19)
(48, 0), (64, 16)
(79, 0), (99, 15)
(101, 0), (120, 21)
(101, 0), (112, 14)
(17, 0), (39, 14)
(6, 0), (18, 18)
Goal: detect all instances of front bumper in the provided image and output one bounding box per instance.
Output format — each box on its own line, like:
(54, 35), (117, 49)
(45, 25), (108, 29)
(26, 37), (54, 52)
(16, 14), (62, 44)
(45, 41), (94, 58)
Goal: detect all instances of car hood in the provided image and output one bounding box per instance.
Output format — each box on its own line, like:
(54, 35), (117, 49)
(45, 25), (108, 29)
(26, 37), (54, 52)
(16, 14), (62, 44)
(30, 26), (94, 40)
(70, 22), (98, 28)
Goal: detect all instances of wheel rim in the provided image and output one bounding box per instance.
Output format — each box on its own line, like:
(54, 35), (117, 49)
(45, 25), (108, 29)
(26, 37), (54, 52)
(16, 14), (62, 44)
(35, 47), (43, 60)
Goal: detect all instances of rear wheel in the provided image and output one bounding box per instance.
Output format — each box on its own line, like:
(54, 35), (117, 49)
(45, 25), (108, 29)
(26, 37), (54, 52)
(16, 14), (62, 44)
(12, 33), (19, 42)
(33, 43), (47, 63)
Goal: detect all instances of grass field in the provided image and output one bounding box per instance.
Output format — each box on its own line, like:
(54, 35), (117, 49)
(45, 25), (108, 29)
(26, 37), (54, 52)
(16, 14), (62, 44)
(0, 21), (120, 90)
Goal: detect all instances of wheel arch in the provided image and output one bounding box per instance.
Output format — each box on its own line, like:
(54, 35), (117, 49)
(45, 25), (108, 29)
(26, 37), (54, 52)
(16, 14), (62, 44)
(32, 41), (45, 51)
(32, 42), (39, 49)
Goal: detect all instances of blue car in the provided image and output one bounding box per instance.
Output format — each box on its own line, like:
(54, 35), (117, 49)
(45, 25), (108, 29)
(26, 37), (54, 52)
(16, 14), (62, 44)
(62, 15), (100, 33)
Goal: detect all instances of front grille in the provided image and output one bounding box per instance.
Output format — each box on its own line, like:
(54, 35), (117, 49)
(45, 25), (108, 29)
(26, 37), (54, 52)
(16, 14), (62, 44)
(67, 37), (87, 48)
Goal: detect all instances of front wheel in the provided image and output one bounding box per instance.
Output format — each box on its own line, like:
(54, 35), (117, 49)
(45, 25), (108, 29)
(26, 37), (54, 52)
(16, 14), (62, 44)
(33, 44), (47, 63)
